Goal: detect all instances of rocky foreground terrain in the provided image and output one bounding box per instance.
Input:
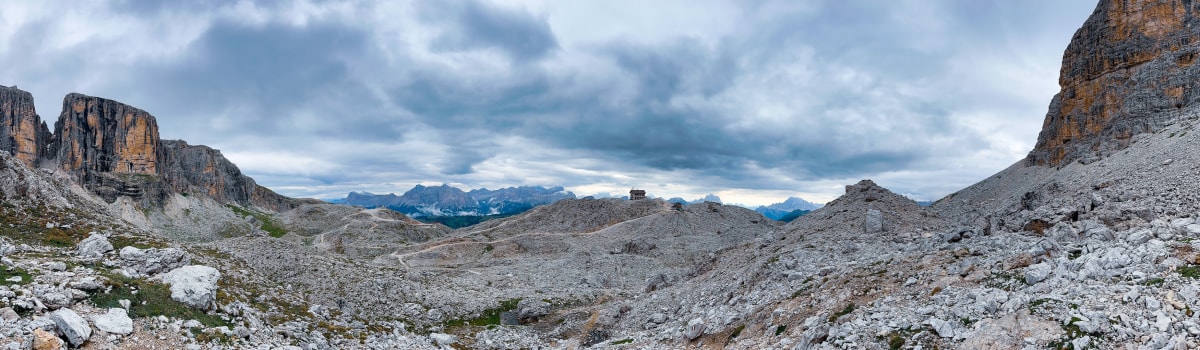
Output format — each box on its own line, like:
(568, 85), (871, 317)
(5, 0), (1200, 349)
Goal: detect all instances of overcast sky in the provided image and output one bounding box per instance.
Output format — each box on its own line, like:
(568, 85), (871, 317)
(0, 0), (1097, 206)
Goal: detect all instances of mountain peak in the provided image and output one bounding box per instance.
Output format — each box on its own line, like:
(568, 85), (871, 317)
(0, 85), (50, 166)
(1028, 0), (1200, 166)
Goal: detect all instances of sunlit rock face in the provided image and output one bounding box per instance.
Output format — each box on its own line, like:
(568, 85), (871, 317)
(1029, 0), (1200, 166)
(0, 86), (51, 167)
(51, 93), (160, 176)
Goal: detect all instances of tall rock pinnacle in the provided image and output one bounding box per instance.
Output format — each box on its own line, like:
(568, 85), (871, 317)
(51, 93), (160, 176)
(1028, 0), (1200, 166)
(0, 86), (51, 166)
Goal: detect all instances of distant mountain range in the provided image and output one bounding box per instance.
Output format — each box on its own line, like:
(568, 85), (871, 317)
(333, 184), (576, 218)
(665, 194), (821, 222)
(666, 194), (724, 205)
(754, 196), (823, 221)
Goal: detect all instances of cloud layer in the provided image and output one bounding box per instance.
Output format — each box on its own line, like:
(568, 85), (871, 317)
(0, 0), (1096, 205)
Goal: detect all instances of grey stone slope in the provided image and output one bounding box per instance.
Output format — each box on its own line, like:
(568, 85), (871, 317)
(278, 203), (453, 258)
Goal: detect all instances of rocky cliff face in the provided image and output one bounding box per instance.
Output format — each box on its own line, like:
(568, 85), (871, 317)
(1029, 0), (1200, 166)
(0, 89), (298, 211)
(51, 93), (160, 176)
(159, 140), (299, 211)
(0, 86), (51, 166)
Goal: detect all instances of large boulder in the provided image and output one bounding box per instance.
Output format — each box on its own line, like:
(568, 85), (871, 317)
(1025, 263), (1053, 285)
(91, 308), (133, 335)
(49, 308), (91, 347)
(119, 246), (189, 276)
(75, 234), (113, 259)
(684, 317), (705, 340)
(158, 265), (221, 310)
(516, 299), (550, 324)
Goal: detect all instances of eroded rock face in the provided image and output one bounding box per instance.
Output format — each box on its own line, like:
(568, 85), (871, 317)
(1029, 0), (1200, 166)
(0, 90), (301, 210)
(51, 93), (160, 176)
(0, 86), (51, 166)
(159, 140), (298, 211)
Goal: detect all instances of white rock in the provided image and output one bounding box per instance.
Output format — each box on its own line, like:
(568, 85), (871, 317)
(1071, 335), (1091, 349)
(684, 317), (705, 340)
(1126, 230), (1153, 244)
(1024, 263), (1052, 285)
(91, 308), (133, 335)
(1170, 218), (1194, 229)
(157, 265), (221, 310)
(1155, 311), (1171, 332)
(44, 262), (66, 271)
(1146, 297), (1161, 311)
(864, 209), (883, 233)
(49, 308), (91, 347)
(926, 317), (955, 338)
(430, 333), (457, 348)
(76, 234), (113, 258)
(119, 246), (189, 276)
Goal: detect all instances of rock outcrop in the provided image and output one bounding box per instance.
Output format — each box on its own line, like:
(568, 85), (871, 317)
(1028, 0), (1200, 166)
(160, 140), (297, 211)
(0, 86), (51, 166)
(0, 89), (301, 211)
(51, 93), (160, 177)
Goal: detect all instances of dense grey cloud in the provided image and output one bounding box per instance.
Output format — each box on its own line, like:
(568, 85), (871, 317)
(0, 0), (1096, 205)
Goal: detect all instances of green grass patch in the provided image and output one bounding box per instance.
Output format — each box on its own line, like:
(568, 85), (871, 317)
(1143, 277), (1165, 286)
(0, 265), (32, 286)
(1178, 265), (1200, 279)
(1028, 298), (1057, 314)
(443, 298), (521, 328)
(727, 324), (745, 343)
(0, 203), (108, 248)
(227, 205), (288, 238)
(90, 273), (230, 328)
(828, 303), (856, 322)
(610, 338), (633, 345)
